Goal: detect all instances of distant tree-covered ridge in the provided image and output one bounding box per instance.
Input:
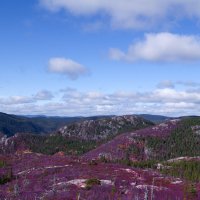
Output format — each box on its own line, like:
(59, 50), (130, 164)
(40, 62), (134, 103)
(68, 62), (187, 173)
(0, 112), (114, 136)
(0, 112), (171, 137)
(0, 115), (153, 155)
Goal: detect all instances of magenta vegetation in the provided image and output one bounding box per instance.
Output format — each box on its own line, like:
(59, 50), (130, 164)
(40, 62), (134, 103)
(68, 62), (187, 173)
(1, 118), (200, 199)
(0, 152), (195, 200)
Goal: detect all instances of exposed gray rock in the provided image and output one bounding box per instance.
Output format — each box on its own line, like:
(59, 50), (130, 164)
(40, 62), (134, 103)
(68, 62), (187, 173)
(55, 115), (153, 141)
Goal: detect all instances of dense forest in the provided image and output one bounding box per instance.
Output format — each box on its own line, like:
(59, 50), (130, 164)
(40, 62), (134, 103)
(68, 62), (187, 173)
(146, 117), (200, 160)
(23, 135), (98, 155)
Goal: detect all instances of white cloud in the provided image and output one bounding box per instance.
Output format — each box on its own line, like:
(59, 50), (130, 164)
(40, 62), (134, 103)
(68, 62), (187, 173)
(58, 87), (200, 116)
(40, 0), (200, 29)
(109, 33), (200, 62)
(0, 90), (54, 106)
(151, 88), (200, 103)
(1, 86), (200, 117)
(0, 96), (34, 105)
(48, 57), (88, 80)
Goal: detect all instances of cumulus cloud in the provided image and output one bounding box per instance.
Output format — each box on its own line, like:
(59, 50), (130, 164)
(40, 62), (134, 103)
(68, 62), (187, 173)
(0, 90), (54, 106)
(48, 57), (88, 80)
(1, 86), (200, 116)
(56, 87), (200, 116)
(40, 0), (200, 29)
(109, 33), (200, 62)
(150, 88), (200, 103)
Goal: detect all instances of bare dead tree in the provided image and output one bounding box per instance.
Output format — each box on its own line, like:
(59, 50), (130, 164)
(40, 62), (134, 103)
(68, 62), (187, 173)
(150, 178), (155, 200)
(144, 186), (149, 200)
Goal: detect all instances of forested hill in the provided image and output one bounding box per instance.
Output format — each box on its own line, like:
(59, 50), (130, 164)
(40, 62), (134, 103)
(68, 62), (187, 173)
(0, 112), (44, 137)
(0, 111), (177, 137)
(0, 115), (154, 155)
(137, 114), (174, 124)
(0, 112), (113, 137)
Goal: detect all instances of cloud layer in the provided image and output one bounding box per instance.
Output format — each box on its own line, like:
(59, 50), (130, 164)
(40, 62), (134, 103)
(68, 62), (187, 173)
(1, 83), (200, 116)
(109, 33), (200, 62)
(0, 90), (53, 105)
(48, 57), (87, 80)
(40, 0), (200, 29)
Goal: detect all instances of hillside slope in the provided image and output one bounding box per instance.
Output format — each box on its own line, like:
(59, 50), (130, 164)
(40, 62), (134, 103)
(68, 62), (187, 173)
(0, 115), (153, 155)
(83, 117), (200, 164)
(0, 152), (195, 200)
(83, 119), (180, 161)
(0, 112), (44, 137)
(56, 115), (154, 141)
(0, 112), (113, 136)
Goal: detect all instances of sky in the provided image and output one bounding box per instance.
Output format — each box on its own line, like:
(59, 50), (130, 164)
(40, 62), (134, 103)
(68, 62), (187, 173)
(1, 0), (200, 117)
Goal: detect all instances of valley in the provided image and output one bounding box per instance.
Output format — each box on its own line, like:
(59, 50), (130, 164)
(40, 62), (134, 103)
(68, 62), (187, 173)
(1, 114), (200, 199)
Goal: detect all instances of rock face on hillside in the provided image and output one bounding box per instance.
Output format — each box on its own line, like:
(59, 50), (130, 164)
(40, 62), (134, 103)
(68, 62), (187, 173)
(56, 115), (154, 141)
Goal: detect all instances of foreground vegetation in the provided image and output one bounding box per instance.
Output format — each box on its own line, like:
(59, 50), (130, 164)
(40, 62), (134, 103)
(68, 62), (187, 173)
(161, 160), (200, 182)
(22, 135), (98, 155)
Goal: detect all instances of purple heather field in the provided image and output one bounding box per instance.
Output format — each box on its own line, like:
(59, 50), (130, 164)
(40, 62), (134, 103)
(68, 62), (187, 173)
(0, 153), (193, 200)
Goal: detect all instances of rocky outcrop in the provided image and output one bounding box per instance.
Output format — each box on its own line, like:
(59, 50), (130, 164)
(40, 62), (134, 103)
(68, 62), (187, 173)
(56, 115), (154, 141)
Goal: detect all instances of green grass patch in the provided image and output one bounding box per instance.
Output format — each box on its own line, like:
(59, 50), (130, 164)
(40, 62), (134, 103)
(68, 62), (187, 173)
(85, 178), (101, 190)
(161, 160), (200, 182)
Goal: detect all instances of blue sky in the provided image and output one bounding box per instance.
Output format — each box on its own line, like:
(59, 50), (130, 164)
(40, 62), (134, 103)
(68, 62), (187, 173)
(1, 0), (200, 116)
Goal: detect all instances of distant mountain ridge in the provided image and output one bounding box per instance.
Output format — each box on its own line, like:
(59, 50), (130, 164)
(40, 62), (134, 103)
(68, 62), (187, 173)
(0, 112), (114, 137)
(0, 112), (174, 137)
(137, 114), (174, 123)
(0, 112), (44, 137)
(0, 112), (168, 137)
(0, 115), (153, 155)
